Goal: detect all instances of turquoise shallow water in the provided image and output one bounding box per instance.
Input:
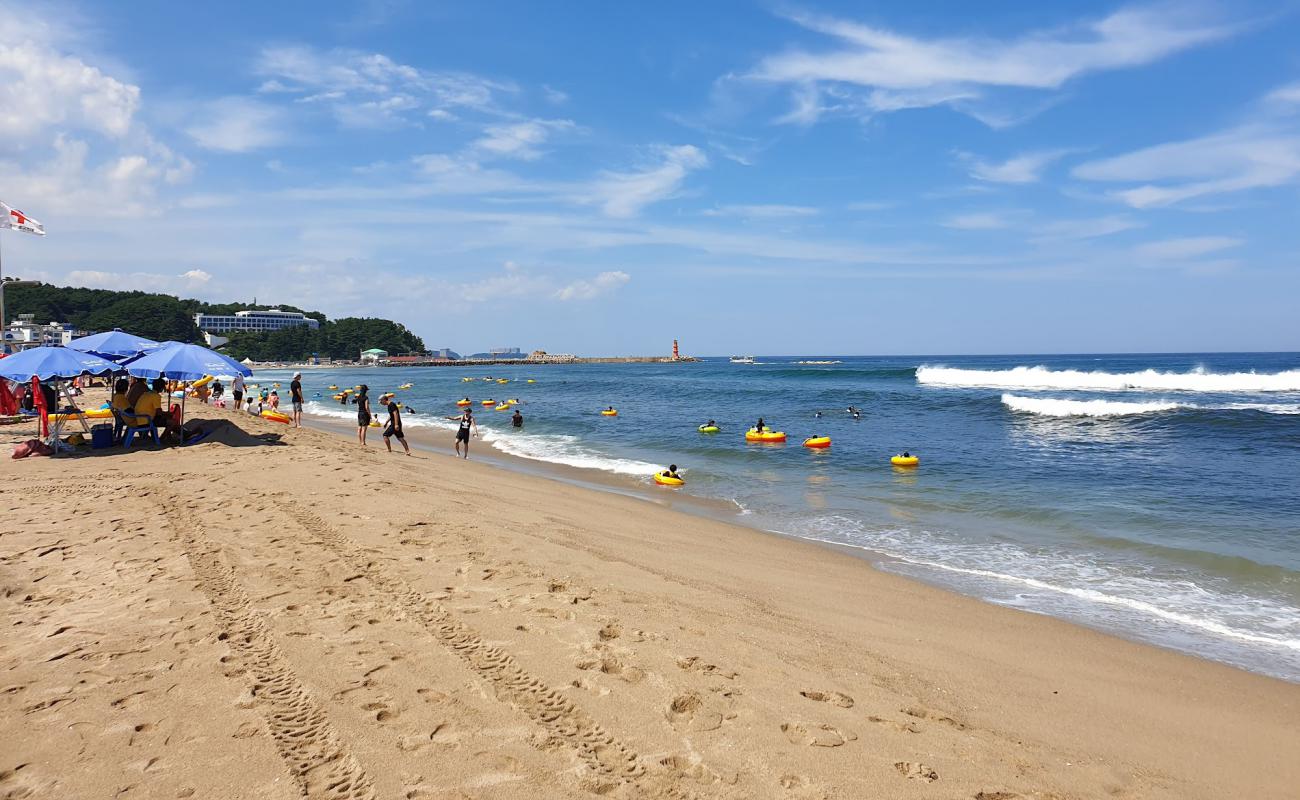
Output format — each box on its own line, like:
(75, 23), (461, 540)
(253, 353), (1300, 681)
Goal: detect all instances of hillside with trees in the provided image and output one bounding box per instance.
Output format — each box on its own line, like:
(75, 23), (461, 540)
(4, 283), (422, 361)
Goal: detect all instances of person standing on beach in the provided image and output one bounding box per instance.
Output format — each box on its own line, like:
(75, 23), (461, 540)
(355, 385), (372, 445)
(231, 373), (244, 409)
(289, 371), (304, 428)
(381, 393), (410, 455)
(445, 407), (478, 458)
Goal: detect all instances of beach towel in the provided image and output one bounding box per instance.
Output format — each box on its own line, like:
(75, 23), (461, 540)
(11, 439), (53, 459)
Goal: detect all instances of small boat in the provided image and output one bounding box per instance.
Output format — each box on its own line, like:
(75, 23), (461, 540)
(729, 356), (756, 364)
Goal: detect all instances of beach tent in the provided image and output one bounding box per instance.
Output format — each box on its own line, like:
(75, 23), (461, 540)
(67, 328), (160, 361)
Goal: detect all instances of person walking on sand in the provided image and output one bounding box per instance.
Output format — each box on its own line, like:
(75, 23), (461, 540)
(289, 371), (304, 428)
(355, 385), (372, 445)
(445, 407), (478, 459)
(381, 393), (410, 455)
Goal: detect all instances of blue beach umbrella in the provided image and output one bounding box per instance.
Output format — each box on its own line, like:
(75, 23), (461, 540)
(67, 328), (160, 361)
(0, 346), (118, 382)
(123, 342), (252, 381)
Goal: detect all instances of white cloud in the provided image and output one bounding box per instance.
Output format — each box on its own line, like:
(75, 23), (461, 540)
(254, 44), (515, 126)
(754, 6), (1236, 126)
(542, 84), (569, 104)
(67, 268), (216, 294)
(588, 145), (708, 218)
(1265, 82), (1300, 106)
(0, 15), (139, 142)
(186, 96), (288, 152)
(1072, 124), (1300, 207)
(968, 149), (1071, 183)
(554, 270), (631, 301)
(943, 212), (1010, 230)
(472, 119), (575, 161)
(1032, 215), (1143, 241)
(702, 204), (819, 218)
(1134, 236), (1242, 260)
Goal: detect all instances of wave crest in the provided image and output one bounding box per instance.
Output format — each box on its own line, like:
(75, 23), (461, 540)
(1002, 394), (1183, 417)
(918, 365), (1300, 393)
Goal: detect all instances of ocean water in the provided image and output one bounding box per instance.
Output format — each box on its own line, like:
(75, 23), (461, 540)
(253, 354), (1300, 681)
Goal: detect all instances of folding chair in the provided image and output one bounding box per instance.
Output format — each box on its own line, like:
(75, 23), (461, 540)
(119, 409), (160, 448)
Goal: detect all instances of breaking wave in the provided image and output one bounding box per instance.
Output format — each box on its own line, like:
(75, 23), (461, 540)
(1002, 395), (1300, 417)
(919, 365), (1300, 393)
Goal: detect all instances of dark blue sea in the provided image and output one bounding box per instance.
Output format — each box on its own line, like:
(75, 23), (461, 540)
(260, 353), (1300, 680)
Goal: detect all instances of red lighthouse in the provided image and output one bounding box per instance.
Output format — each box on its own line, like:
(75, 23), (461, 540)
(672, 339), (680, 360)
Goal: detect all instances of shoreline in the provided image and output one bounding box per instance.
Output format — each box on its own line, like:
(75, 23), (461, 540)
(2, 399), (1298, 797)
(298, 403), (1299, 683)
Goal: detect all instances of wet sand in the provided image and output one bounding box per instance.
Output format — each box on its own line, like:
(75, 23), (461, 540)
(1, 399), (1297, 799)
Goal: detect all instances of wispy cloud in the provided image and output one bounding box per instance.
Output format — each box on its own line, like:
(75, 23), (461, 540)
(1072, 123), (1300, 207)
(1134, 235), (1242, 260)
(554, 270), (631, 301)
(186, 96), (288, 152)
(471, 118), (575, 161)
(702, 204), (819, 218)
(967, 149), (1072, 184)
(254, 44), (516, 127)
(752, 5), (1237, 126)
(587, 144), (708, 218)
(1031, 215), (1143, 241)
(943, 212), (1011, 230)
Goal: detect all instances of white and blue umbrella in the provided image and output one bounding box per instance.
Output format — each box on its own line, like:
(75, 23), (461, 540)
(67, 328), (160, 361)
(0, 346), (118, 382)
(123, 342), (252, 381)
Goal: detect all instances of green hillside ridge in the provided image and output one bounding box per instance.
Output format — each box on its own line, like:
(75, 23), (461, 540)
(5, 284), (423, 361)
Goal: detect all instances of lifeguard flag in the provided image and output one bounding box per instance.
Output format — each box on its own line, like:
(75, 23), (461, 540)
(1, 201), (45, 236)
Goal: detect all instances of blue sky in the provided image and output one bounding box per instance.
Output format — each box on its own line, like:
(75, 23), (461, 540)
(2, 0), (1298, 355)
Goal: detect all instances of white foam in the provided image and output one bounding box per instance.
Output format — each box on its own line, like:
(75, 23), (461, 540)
(918, 365), (1300, 393)
(1002, 394), (1184, 417)
(478, 428), (663, 476)
(778, 515), (1300, 656)
(1001, 395), (1300, 417)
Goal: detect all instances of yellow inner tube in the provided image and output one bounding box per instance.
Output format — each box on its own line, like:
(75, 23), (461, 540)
(261, 410), (291, 424)
(456, 400), (472, 406)
(653, 472), (684, 486)
(482, 400), (496, 406)
(601, 409), (618, 416)
(698, 425), (720, 433)
(745, 428), (786, 442)
(328, 385), (339, 390)
(803, 436), (832, 448)
(50, 408), (114, 423)
(891, 455), (920, 467)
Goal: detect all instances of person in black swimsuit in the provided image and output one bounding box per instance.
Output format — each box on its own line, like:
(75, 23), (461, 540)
(511, 409), (523, 428)
(445, 407), (478, 459)
(290, 371), (304, 428)
(381, 393), (409, 455)
(355, 385), (372, 445)
(755, 417), (766, 433)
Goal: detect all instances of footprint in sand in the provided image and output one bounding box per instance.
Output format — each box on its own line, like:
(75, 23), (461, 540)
(667, 693), (724, 732)
(597, 622), (622, 641)
(894, 761), (940, 782)
(780, 722), (857, 747)
(799, 690), (854, 708)
(867, 715), (921, 734)
(902, 706), (968, 730)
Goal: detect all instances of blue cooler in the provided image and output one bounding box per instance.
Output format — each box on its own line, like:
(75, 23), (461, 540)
(91, 424), (114, 449)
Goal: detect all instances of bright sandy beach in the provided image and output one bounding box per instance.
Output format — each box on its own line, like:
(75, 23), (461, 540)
(2, 397), (1298, 800)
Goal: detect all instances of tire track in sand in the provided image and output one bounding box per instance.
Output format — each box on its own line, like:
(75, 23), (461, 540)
(162, 501), (376, 800)
(273, 496), (668, 794)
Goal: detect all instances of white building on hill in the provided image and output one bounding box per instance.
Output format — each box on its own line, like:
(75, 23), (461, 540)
(194, 308), (320, 334)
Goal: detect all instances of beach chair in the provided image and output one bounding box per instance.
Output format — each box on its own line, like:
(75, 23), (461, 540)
(119, 409), (160, 448)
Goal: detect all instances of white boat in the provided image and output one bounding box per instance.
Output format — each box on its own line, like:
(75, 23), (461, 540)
(729, 356), (756, 364)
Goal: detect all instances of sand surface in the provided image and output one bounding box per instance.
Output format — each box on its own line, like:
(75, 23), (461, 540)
(2, 399), (1298, 799)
